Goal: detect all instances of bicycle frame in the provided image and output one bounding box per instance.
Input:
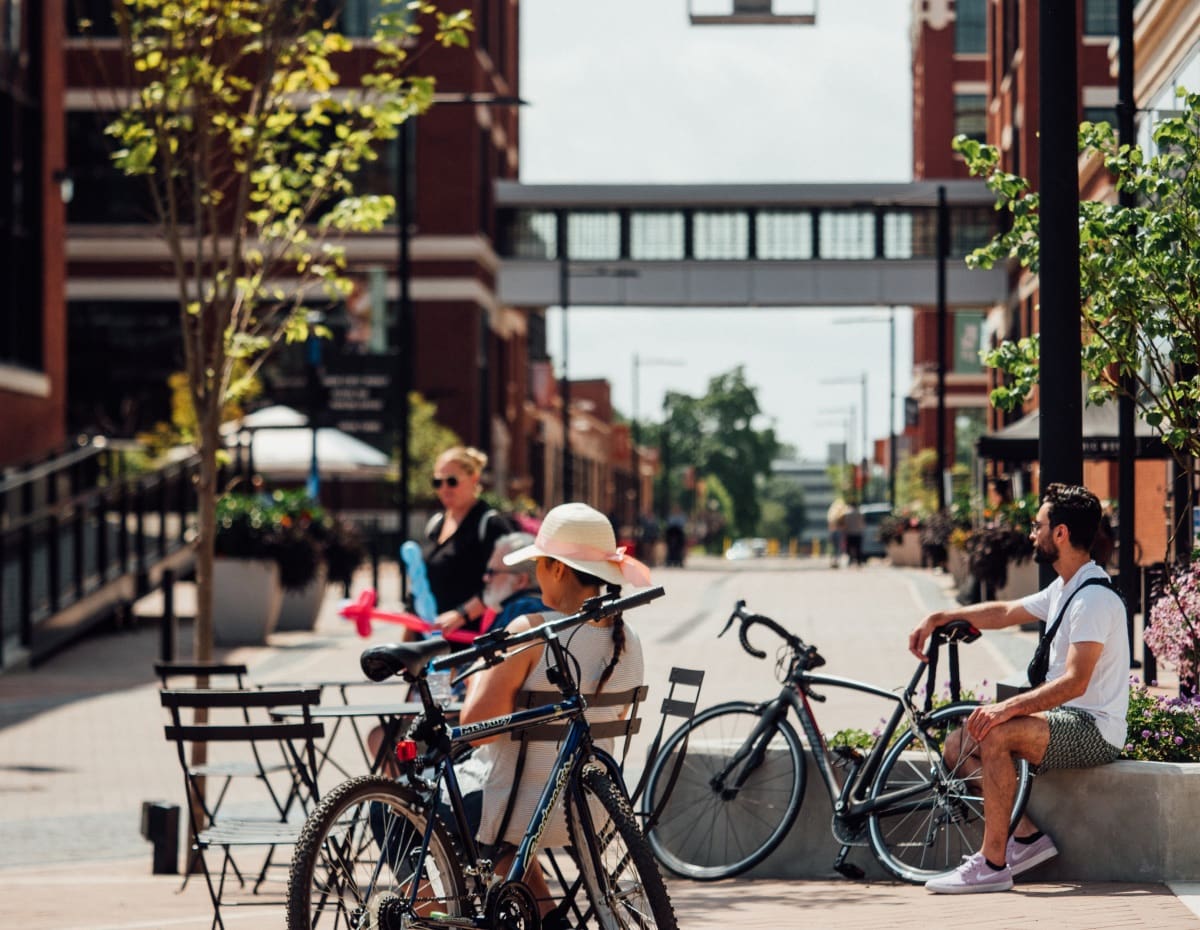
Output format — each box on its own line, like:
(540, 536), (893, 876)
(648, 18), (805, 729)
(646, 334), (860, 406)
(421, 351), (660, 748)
(718, 654), (956, 830)
(397, 630), (626, 919)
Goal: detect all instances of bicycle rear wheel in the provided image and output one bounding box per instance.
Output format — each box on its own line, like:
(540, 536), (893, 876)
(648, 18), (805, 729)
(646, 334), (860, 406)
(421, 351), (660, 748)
(642, 701), (806, 881)
(286, 775), (470, 930)
(866, 702), (1032, 883)
(566, 764), (677, 930)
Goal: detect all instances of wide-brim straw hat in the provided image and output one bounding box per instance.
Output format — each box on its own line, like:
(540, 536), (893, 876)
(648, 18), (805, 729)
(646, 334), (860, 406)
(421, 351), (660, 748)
(503, 502), (652, 588)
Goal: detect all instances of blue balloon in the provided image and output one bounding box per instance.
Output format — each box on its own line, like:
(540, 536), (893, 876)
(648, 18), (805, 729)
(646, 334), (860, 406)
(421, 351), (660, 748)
(400, 540), (438, 621)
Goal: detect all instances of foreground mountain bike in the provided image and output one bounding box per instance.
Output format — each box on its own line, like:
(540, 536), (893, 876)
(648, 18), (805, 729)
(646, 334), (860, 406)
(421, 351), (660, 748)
(641, 600), (1033, 883)
(286, 586), (676, 930)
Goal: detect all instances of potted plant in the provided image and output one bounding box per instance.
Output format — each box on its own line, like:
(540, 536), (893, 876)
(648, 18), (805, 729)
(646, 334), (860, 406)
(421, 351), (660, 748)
(268, 490), (331, 632)
(879, 510), (923, 567)
(213, 493), (287, 645)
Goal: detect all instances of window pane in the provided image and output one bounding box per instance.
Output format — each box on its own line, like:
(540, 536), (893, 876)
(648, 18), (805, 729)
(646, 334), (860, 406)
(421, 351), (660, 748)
(819, 211), (874, 259)
(955, 0), (986, 54)
(507, 210), (558, 259)
(757, 211), (813, 259)
(954, 93), (987, 143)
(1084, 0), (1117, 35)
(693, 211), (748, 260)
(567, 212), (620, 260)
(630, 212), (684, 260)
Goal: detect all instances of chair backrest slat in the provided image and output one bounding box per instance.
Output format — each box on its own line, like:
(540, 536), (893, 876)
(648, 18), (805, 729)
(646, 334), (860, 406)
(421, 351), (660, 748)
(160, 688), (321, 710)
(165, 722), (325, 743)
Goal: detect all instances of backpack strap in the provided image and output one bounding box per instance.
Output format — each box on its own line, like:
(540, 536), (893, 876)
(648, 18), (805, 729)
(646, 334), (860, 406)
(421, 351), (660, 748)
(1041, 576), (1120, 648)
(477, 508), (498, 544)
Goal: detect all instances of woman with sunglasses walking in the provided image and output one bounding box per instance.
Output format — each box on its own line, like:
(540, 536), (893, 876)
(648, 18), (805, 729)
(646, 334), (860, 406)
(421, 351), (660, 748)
(424, 446), (513, 635)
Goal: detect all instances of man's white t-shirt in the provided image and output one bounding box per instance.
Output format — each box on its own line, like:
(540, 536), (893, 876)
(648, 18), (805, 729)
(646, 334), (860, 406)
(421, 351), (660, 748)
(1019, 561), (1129, 749)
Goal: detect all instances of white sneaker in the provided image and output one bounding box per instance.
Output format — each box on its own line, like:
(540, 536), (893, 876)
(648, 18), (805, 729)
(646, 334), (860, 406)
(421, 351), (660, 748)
(1007, 833), (1058, 877)
(925, 852), (1014, 894)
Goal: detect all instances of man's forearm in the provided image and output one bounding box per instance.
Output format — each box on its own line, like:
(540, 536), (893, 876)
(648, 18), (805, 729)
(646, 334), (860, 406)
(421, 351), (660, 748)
(929, 599), (1028, 632)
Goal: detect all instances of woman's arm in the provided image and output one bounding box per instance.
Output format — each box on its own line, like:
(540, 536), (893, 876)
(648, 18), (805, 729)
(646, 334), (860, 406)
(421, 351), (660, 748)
(458, 615), (544, 744)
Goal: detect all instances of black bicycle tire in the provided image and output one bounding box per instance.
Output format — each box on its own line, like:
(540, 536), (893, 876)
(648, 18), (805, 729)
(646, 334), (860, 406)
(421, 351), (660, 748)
(642, 701), (806, 881)
(286, 774), (470, 930)
(866, 701), (1033, 883)
(566, 764), (678, 930)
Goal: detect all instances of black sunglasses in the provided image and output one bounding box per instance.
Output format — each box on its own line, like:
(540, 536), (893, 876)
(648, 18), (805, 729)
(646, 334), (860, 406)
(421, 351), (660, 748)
(431, 475), (460, 489)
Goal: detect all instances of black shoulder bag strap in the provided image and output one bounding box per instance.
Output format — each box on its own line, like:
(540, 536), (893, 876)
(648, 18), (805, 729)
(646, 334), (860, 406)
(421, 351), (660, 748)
(1026, 576), (1117, 687)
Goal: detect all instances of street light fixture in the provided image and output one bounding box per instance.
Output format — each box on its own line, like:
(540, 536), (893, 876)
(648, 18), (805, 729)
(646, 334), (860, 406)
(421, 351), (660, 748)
(836, 310), (897, 506)
(821, 372), (868, 501)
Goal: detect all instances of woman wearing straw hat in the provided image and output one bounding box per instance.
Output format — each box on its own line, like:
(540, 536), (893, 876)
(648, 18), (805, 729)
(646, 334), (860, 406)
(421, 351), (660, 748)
(459, 502), (652, 929)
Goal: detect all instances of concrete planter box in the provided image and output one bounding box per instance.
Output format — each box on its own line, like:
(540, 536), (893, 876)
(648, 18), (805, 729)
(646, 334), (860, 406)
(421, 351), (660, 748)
(672, 747), (1200, 882)
(996, 556), (1038, 600)
(1026, 759), (1200, 882)
(885, 531), (922, 567)
(948, 545), (970, 587)
(276, 563), (328, 632)
(212, 557), (282, 646)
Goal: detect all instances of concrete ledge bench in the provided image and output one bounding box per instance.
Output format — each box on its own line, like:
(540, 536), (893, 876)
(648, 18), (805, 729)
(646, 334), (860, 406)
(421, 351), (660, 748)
(670, 747), (1200, 882)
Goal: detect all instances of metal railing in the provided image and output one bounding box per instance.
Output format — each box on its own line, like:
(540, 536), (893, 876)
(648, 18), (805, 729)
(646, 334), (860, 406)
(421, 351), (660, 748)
(0, 446), (199, 666)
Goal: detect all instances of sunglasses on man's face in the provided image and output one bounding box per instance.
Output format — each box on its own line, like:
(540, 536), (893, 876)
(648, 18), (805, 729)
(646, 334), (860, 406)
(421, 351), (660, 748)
(431, 475), (460, 489)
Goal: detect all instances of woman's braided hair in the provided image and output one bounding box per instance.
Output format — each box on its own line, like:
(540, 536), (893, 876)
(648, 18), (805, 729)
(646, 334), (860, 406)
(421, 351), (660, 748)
(566, 567), (625, 690)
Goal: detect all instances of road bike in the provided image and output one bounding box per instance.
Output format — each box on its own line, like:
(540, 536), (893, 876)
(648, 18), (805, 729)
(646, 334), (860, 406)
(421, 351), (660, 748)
(286, 586), (676, 930)
(641, 600), (1033, 883)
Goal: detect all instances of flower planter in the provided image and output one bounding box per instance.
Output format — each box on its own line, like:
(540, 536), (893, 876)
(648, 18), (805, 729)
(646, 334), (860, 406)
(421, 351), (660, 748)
(212, 557), (283, 646)
(948, 545), (970, 587)
(995, 556), (1038, 600)
(885, 530), (922, 567)
(276, 563), (328, 632)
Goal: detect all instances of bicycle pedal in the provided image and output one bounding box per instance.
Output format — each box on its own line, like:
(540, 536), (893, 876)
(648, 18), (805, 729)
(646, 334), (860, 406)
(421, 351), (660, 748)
(834, 861), (866, 880)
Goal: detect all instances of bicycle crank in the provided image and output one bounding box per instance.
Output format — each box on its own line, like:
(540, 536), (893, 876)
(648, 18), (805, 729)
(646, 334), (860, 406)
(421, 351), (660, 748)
(486, 880), (541, 930)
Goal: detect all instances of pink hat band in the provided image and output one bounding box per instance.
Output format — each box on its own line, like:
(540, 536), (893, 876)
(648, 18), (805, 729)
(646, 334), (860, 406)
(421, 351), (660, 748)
(534, 530), (653, 588)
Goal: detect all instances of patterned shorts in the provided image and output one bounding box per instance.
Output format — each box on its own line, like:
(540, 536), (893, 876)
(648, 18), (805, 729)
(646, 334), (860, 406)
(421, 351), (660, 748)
(1034, 706), (1122, 774)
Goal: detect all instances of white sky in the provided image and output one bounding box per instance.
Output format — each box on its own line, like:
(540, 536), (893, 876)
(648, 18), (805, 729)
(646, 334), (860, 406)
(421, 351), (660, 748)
(518, 0), (915, 462)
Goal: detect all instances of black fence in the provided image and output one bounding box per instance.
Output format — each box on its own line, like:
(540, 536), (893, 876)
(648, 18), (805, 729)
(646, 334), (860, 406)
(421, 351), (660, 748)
(0, 444), (198, 665)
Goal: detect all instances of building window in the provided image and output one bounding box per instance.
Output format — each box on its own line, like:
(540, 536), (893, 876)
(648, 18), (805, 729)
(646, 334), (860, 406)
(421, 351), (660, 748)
(67, 112), (158, 223)
(1083, 106), (1118, 127)
(66, 0), (120, 37)
(1084, 0), (1117, 35)
(955, 0), (986, 54)
(954, 93), (987, 143)
(1, 0), (43, 370)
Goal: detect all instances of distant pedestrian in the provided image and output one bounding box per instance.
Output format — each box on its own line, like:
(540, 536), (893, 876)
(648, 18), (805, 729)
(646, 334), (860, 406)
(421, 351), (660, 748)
(843, 503), (865, 566)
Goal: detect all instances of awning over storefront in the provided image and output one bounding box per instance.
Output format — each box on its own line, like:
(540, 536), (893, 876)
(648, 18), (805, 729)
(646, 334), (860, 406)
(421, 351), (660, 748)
(976, 403), (1170, 462)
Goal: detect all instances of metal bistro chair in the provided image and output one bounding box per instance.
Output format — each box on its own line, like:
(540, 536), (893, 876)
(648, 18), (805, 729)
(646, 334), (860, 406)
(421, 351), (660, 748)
(531, 667), (704, 927)
(155, 663), (303, 829)
(160, 687), (323, 930)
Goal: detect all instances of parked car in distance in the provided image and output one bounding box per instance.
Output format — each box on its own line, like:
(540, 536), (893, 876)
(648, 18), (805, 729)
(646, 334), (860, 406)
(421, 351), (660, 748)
(860, 503), (892, 560)
(726, 537), (769, 560)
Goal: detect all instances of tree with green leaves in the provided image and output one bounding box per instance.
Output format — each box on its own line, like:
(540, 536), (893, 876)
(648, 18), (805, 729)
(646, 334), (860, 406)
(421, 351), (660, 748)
(954, 95), (1200, 462)
(656, 366), (780, 537)
(84, 0), (471, 659)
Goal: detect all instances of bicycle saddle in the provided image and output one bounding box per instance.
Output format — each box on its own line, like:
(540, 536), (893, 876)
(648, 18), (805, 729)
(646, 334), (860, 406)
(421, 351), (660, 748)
(361, 639), (454, 681)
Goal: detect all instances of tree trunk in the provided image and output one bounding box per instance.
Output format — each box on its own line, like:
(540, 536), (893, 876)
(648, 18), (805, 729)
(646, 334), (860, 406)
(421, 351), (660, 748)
(193, 413), (221, 662)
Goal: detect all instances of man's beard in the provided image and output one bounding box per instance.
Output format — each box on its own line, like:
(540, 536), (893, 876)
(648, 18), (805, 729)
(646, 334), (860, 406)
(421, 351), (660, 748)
(1033, 539), (1059, 565)
(483, 582), (515, 610)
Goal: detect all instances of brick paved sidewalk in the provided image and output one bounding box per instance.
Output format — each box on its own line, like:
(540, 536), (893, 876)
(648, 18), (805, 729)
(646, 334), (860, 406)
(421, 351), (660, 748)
(1, 859), (1197, 930)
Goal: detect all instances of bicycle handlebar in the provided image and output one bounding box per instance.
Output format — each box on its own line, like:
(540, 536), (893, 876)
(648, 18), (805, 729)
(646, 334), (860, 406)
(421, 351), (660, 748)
(360, 586), (666, 682)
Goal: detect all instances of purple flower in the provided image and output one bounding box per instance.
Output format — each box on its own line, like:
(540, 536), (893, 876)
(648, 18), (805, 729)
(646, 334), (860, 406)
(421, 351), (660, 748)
(1142, 729), (1152, 738)
(1175, 736), (1185, 746)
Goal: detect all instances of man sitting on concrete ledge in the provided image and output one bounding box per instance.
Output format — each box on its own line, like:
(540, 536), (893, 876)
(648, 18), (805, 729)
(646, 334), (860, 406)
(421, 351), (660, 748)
(908, 483), (1128, 894)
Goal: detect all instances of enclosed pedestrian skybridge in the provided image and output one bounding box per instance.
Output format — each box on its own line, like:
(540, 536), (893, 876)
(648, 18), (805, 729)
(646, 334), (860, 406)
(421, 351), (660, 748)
(495, 180), (1008, 308)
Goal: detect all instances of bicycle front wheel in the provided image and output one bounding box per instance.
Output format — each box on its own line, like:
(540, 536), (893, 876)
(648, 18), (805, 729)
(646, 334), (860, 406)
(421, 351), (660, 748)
(642, 701), (806, 881)
(566, 764), (678, 930)
(866, 702), (1032, 883)
(286, 775), (470, 930)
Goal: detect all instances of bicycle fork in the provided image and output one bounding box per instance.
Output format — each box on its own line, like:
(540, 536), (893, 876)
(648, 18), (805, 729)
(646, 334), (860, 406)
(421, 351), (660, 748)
(709, 706), (786, 799)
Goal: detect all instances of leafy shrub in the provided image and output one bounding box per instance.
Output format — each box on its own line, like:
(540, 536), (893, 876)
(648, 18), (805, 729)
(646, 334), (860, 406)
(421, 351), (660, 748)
(1123, 680), (1200, 763)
